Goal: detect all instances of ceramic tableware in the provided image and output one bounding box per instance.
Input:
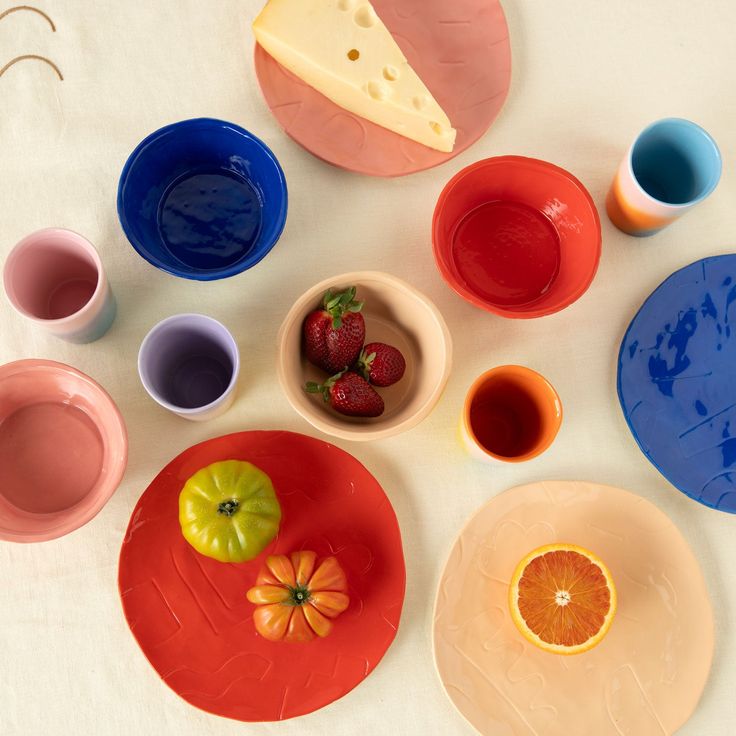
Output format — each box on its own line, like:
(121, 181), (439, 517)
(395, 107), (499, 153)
(277, 271), (452, 441)
(3, 228), (116, 343)
(0, 359), (127, 542)
(433, 156), (601, 318)
(433, 481), (713, 736)
(606, 118), (721, 236)
(254, 0), (511, 177)
(618, 254), (736, 512)
(138, 313), (240, 421)
(117, 118), (287, 280)
(460, 365), (562, 462)
(118, 430), (405, 721)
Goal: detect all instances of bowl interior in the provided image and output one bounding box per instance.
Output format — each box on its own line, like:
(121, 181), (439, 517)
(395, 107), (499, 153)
(0, 361), (127, 541)
(434, 157), (600, 317)
(281, 275), (450, 438)
(118, 119), (287, 279)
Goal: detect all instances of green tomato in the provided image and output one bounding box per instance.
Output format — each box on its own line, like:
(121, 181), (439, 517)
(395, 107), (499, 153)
(178, 460), (281, 563)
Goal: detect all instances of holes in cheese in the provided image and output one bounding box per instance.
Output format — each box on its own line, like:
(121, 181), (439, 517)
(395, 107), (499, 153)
(382, 65), (398, 82)
(253, 0), (457, 152)
(354, 6), (377, 28)
(366, 80), (390, 101)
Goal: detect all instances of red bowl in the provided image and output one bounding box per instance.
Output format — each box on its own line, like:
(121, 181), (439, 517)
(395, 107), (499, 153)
(432, 156), (601, 318)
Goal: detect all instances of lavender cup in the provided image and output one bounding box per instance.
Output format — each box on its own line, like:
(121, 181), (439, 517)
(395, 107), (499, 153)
(138, 314), (239, 421)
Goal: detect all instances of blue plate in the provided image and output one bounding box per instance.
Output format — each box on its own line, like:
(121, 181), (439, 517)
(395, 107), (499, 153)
(117, 118), (288, 281)
(618, 254), (736, 513)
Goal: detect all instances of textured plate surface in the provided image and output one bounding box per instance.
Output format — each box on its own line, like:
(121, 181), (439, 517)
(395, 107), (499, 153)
(253, 0), (511, 177)
(618, 255), (736, 512)
(118, 430), (405, 721)
(433, 481), (713, 736)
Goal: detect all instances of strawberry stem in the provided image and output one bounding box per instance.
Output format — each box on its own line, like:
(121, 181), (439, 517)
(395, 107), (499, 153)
(321, 286), (363, 329)
(304, 371), (345, 402)
(356, 348), (377, 380)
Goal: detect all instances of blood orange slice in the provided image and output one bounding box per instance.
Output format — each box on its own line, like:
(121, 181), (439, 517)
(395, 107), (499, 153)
(508, 543), (617, 655)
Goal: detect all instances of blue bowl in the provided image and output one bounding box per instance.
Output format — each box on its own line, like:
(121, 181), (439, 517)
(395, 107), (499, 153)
(117, 118), (288, 280)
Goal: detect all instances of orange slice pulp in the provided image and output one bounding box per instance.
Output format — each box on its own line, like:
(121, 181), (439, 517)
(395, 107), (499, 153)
(508, 543), (617, 655)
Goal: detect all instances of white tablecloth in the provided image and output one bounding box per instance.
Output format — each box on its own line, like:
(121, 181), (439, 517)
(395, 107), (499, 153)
(1, 1), (735, 733)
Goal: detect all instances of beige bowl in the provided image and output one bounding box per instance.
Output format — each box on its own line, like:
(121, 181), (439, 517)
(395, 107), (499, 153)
(277, 271), (452, 441)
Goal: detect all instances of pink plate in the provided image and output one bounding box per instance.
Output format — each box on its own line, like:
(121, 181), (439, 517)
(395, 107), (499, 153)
(118, 430), (406, 721)
(253, 0), (511, 177)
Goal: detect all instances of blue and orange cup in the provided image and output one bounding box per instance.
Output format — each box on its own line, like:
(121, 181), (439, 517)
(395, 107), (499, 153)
(460, 366), (562, 463)
(606, 118), (721, 237)
(3, 228), (116, 343)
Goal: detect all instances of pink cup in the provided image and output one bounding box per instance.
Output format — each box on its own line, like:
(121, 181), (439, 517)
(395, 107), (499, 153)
(3, 228), (116, 343)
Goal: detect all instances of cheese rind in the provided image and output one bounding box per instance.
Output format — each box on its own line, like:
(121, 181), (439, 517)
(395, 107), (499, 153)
(253, 0), (457, 153)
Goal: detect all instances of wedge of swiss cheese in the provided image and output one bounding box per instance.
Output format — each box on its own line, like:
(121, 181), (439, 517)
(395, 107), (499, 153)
(253, 0), (457, 152)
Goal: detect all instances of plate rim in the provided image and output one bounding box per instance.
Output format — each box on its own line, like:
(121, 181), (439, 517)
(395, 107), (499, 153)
(431, 479), (715, 736)
(251, 0), (512, 178)
(616, 253), (736, 513)
(117, 428), (407, 722)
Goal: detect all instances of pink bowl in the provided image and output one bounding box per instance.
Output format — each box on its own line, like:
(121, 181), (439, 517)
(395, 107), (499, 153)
(0, 360), (128, 542)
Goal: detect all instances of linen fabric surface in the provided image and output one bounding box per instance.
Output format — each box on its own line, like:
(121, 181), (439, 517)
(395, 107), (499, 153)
(1, 1), (735, 734)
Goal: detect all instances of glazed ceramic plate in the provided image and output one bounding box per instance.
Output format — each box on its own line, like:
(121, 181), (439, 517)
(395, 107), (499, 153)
(433, 481), (713, 736)
(618, 255), (736, 512)
(118, 430), (405, 721)
(254, 0), (511, 177)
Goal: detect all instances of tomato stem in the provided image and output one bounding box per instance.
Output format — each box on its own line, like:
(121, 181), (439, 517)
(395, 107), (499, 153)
(287, 584), (311, 606)
(217, 499), (239, 516)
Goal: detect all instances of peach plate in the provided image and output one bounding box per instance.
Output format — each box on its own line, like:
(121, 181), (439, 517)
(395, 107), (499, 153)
(433, 481), (713, 736)
(253, 0), (512, 177)
(277, 271), (452, 441)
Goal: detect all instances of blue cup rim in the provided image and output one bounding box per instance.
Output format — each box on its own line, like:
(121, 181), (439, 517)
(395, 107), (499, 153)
(627, 117), (722, 209)
(117, 117), (288, 281)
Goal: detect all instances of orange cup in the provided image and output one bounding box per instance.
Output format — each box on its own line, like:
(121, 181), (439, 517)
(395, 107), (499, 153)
(460, 366), (562, 463)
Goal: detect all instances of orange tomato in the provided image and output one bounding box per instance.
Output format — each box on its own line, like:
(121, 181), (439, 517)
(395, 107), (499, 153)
(246, 551), (349, 643)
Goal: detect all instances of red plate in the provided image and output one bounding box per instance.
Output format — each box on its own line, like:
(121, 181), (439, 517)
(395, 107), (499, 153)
(253, 0), (511, 177)
(118, 430), (405, 721)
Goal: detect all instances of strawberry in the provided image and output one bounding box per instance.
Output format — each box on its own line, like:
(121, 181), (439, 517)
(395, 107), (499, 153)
(356, 342), (406, 387)
(303, 286), (366, 374)
(305, 371), (384, 418)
